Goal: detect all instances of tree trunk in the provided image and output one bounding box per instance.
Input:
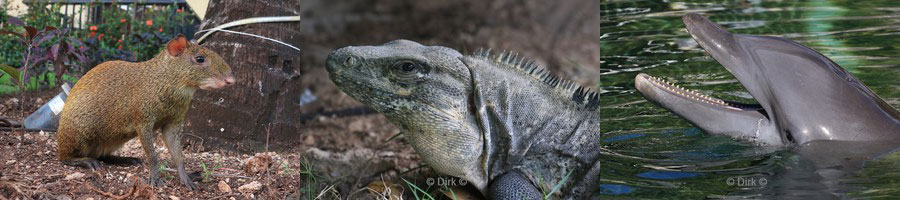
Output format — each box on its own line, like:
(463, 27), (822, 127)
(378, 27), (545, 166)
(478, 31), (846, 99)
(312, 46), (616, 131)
(186, 0), (303, 152)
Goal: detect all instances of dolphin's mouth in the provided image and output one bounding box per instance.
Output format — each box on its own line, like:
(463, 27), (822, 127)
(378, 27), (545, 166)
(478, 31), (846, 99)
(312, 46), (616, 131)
(636, 73), (764, 112)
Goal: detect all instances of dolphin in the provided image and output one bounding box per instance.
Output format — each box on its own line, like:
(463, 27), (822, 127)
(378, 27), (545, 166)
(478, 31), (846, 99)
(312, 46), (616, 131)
(634, 13), (900, 147)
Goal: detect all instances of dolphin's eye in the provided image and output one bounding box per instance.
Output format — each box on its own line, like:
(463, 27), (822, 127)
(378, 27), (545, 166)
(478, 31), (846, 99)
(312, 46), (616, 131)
(391, 60), (428, 81)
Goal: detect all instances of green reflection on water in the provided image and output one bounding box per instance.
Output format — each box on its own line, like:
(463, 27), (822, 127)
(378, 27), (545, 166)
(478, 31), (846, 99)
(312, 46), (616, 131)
(585, 0), (900, 198)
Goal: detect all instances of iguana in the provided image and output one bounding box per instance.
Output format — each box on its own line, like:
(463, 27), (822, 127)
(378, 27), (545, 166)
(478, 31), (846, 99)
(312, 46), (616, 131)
(326, 40), (615, 199)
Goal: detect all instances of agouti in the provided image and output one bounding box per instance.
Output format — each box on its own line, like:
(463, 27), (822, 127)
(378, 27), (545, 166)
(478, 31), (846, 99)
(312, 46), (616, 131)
(56, 35), (235, 190)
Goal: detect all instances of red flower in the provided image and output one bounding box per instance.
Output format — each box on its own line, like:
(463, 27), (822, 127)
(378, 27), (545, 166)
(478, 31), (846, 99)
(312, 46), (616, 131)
(117, 39), (123, 43)
(117, 45), (123, 50)
(98, 33), (104, 40)
(120, 18), (126, 23)
(89, 25), (97, 31)
(145, 20), (153, 27)
(176, 8), (183, 13)
(159, 28), (163, 33)
(89, 32), (96, 37)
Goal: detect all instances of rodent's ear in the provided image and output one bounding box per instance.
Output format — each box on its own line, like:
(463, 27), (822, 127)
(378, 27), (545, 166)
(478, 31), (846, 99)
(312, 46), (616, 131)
(166, 34), (189, 57)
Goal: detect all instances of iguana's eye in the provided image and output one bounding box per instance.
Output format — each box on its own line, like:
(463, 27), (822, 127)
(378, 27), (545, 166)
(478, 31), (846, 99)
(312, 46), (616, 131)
(400, 62), (416, 72)
(391, 60), (428, 81)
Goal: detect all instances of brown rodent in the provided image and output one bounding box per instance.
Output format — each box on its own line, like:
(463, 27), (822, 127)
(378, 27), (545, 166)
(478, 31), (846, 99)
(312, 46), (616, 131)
(56, 35), (235, 190)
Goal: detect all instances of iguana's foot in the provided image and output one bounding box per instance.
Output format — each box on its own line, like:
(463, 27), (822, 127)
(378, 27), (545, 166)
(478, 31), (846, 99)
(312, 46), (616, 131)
(61, 157), (102, 170)
(98, 156), (142, 166)
(490, 171), (542, 200)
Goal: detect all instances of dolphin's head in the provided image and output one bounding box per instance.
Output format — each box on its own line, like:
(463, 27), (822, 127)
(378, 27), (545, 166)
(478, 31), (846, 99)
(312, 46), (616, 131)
(681, 13), (783, 114)
(682, 13), (857, 144)
(638, 13), (900, 146)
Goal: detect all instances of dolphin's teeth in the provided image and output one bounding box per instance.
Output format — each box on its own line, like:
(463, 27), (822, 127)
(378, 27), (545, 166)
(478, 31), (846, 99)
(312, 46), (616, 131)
(645, 74), (739, 108)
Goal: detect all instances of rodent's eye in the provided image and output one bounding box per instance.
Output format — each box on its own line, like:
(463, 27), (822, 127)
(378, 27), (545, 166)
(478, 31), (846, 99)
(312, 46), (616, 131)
(391, 60), (428, 81)
(194, 56), (206, 64)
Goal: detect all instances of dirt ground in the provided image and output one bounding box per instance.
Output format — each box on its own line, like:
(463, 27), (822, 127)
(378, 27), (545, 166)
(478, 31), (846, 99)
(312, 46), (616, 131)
(0, 91), (476, 199)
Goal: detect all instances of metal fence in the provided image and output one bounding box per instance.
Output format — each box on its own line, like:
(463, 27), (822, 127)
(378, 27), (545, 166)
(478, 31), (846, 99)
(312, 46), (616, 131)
(25, 0), (189, 30)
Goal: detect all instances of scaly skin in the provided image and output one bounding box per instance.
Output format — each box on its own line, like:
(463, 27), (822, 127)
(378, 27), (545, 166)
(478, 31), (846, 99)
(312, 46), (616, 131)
(326, 40), (614, 199)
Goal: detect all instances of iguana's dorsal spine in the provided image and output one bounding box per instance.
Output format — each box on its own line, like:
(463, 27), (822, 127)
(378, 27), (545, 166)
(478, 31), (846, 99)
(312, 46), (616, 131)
(472, 49), (603, 109)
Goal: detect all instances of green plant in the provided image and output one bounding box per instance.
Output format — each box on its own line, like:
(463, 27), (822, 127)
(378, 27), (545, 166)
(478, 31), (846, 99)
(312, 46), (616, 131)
(280, 161), (293, 174)
(297, 158), (324, 200)
(200, 162), (210, 181)
(401, 177), (435, 200)
(1, 1), (198, 92)
(81, 2), (197, 66)
(0, 16), (89, 90)
(158, 161), (174, 179)
(440, 185), (458, 200)
(542, 171), (573, 200)
(0, 2), (7, 22)
(200, 160), (222, 182)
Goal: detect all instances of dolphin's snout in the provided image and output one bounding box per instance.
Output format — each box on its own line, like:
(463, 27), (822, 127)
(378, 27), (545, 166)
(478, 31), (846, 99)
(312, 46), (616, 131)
(683, 13), (734, 50)
(634, 73), (655, 96)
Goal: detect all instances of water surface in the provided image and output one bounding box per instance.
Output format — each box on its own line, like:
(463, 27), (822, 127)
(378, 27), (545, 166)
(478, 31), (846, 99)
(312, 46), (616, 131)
(587, 0), (900, 198)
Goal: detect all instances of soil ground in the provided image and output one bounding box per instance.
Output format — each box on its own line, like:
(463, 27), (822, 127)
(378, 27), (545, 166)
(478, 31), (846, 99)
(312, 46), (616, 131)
(0, 90), (476, 199)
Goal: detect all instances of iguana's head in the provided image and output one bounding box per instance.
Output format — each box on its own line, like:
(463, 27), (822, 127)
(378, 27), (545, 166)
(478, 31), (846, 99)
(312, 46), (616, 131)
(326, 40), (487, 190)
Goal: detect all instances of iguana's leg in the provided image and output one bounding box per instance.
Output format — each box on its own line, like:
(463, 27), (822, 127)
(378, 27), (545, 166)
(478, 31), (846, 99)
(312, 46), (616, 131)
(489, 170), (542, 200)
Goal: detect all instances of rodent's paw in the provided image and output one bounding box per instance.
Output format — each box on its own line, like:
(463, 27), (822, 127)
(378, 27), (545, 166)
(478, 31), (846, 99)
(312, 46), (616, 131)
(146, 177), (164, 188)
(84, 160), (102, 170)
(98, 156), (142, 166)
(181, 179), (200, 191)
(62, 158), (102, 170)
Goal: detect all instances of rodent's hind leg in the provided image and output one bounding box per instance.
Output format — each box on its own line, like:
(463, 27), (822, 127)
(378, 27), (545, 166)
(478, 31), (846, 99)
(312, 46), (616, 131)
(97, 155), (143, 166)
(61, 157), (102, 170)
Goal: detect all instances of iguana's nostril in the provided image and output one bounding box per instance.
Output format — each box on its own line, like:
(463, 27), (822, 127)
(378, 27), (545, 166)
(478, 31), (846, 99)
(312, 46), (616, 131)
(344, 55), (360, 67)
(326, 52), (358, 74)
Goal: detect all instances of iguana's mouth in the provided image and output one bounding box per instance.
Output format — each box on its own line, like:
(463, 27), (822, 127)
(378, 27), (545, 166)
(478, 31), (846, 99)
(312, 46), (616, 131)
(635, 73), (761, 112)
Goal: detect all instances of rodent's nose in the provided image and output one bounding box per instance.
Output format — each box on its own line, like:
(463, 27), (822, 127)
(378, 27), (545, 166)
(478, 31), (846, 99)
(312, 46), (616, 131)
(224, 76), (235, 85)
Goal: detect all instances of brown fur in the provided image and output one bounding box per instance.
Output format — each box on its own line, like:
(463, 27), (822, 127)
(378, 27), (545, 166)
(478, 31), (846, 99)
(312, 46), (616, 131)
(56, 35), (234, 190)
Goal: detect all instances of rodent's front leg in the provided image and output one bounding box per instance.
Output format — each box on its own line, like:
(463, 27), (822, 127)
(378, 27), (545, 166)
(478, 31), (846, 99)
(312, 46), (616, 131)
(162, 122), (199, 190)
(138, 126), (163, 187)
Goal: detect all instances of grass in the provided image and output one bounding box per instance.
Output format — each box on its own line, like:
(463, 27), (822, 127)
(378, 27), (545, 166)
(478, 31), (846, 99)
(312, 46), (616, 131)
(199, 160), (222, 182)
(440, 185), (459, 200)
(297, 158), (323, 200)
(534, 170), (573, 200)
(157, 161), (174, 180)
(280, 161), (293, 174)
(544, 171), (572, 199)
(401, 177), (435, 200)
